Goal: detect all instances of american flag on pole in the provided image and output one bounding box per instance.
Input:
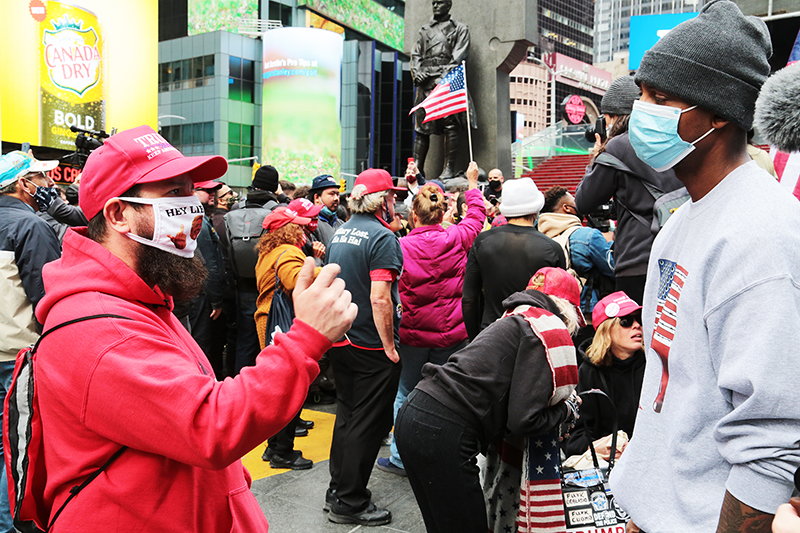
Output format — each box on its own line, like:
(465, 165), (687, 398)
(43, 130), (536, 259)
(651, 259), (688, 413)
(409, 63), (468, 123)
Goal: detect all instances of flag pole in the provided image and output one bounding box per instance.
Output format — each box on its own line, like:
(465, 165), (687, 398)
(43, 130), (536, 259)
(461, 60), (474, 162)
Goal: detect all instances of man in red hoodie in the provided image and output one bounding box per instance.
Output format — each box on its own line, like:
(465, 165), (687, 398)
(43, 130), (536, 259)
(30, 125), (357, 532)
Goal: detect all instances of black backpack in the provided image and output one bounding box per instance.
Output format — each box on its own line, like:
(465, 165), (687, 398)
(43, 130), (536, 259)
(6, 314), (131, 533)
(224, 202), (277, 279)
(595, 152), (690, 235)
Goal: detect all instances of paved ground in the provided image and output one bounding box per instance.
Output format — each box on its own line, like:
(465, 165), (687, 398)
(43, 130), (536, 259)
(249, 401), (427, 533)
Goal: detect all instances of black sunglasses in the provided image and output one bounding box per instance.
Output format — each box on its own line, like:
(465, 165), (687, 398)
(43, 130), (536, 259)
(618, 314), (642, 328)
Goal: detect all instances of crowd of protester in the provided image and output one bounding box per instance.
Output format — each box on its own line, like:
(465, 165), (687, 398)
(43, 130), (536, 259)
(2, 1), (800, 531)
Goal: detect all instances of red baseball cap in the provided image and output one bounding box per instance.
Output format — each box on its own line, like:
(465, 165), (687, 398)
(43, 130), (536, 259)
(80, 125), (227, 220)
(592, 291), (642, 328)
(351, 168), (404, 198)
(527, 267), (586, 327)
(194, 180), (223, 190)
(262, 206), (313, 231)
(288, 198), (323, 219)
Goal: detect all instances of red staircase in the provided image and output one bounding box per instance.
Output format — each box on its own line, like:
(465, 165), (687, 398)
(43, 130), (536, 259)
(521, 154), (592, 194)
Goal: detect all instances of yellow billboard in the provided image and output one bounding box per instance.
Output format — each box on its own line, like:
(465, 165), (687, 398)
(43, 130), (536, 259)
(0, 0), (158, 150)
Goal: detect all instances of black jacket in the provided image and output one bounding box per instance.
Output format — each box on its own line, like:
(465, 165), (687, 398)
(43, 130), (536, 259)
(575, 133), (683, 277)
(462, 224), (565, 340)
(564, 337), (645, 457)
(195, 216), (225, 309)
(417, 290), (570, 449)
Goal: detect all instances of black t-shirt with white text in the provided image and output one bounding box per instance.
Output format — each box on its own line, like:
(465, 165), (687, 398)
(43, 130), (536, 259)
(326, 214), (404, 349)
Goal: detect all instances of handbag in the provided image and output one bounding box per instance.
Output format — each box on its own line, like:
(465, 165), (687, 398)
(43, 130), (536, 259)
(263, 251), (295, 346)
(561, 389), (629, 532)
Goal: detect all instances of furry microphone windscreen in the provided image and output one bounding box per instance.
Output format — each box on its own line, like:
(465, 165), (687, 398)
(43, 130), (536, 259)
(755, 62), (800, 153)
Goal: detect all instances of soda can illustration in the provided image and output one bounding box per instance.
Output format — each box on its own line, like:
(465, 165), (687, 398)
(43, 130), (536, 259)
(40, 1), (105, 149)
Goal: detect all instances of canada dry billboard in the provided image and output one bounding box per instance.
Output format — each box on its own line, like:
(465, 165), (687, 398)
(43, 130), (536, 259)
(0, 0), (158, 151)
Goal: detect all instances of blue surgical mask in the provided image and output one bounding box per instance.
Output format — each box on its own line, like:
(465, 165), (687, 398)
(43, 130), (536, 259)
(629, 100), (715, 172)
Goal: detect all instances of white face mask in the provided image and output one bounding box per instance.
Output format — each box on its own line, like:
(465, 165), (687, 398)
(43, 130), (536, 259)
(118, 196), (205, 258)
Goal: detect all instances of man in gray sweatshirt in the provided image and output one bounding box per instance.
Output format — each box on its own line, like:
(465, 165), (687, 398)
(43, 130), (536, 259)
(608, 2), (800, 532)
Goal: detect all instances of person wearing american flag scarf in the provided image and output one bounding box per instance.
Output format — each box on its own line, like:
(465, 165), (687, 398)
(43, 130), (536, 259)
(394, 268), (582, 533)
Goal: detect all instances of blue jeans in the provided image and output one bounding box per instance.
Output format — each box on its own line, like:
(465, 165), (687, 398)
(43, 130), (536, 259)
(389, 341), (466, 468)
(0, 359), (17, 533)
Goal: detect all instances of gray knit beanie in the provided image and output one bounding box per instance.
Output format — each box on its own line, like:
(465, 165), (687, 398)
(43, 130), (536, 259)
(601, 75), (639, 115)
(634, 0), (771, 131)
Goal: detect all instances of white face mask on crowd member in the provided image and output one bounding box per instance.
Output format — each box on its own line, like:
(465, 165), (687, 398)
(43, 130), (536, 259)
(118, 195), (205, 258)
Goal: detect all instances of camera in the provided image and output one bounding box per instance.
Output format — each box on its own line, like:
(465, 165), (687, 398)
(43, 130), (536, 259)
(584, 116), (607, 144)
(63, 125), (111, 170)
(586, 200), (615, 233)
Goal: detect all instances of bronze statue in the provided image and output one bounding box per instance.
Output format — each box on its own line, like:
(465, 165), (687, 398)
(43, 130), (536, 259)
(411, 0), (475, 180)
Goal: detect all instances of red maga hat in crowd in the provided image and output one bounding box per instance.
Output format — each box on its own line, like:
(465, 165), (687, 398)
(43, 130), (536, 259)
(262, 206), (315, 231)
(592, 291), (642, 328)
(287, 198), (323, 219)
(351, 168), (404, 199)
(80, 125), (227, 220)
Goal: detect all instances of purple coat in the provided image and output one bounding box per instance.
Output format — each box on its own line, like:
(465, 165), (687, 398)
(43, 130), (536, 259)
(399, 188), (486, 347)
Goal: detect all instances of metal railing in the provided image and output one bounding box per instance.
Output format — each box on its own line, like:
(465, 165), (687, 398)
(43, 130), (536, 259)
(512, 123), (595, 177)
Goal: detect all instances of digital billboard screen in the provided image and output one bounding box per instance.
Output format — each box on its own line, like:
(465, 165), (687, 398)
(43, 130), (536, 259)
(629, 12), (698, 70)
(297, 0), (403, 51)
(188, 0), (258, 36)
(0, 0), (159, 151)
(262, 27), (343, 182)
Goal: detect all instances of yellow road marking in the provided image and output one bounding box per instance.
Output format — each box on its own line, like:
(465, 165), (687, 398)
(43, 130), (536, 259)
(242, 409), (336, 480)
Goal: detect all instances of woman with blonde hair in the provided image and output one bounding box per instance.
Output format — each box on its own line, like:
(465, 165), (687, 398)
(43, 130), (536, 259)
(564, 291), (645, 460)
(253, 199), (322, 470)
(376, 162), (487, 477)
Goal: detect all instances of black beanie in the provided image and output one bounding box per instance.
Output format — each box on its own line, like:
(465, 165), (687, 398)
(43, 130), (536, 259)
(252, 165), (279, 192)
(601, 75), (639, 115)
(634, 0), (771, 131)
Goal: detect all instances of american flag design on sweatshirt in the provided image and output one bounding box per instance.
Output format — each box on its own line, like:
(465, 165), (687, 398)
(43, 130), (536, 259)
(651, 259), (688, 413)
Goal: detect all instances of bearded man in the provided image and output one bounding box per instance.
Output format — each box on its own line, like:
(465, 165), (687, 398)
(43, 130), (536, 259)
(27, 126), (357, 532)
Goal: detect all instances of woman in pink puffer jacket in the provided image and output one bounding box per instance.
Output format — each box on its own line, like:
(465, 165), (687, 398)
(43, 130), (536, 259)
(377, 162), (487, 476)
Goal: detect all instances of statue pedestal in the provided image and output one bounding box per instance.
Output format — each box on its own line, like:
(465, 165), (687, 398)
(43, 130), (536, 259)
(404, 0), (536, 180)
